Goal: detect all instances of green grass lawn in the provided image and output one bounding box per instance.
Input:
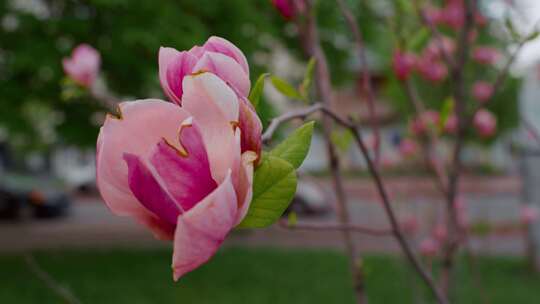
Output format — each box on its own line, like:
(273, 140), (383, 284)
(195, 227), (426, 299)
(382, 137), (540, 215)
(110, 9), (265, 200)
(1, 247), (539, 303)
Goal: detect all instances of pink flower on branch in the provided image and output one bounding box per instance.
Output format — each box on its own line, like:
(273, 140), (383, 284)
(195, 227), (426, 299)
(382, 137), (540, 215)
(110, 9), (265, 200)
(392, 50), (417, 81)
(416, 59), (448, 83)
(96, 73), (258, 281)
(472, 81), (494, 103)
(271, 0), (305, 20)
(520, 205), (540, 225)
(420, 238), (439, 257)
(433, 224), (448, 243)
(441, 0), (464, 30)
(400, 215), (419, 235)
(472, 47), (501, 65)
(423, 6), (444, 26)
(410, 111), (440, 136)
(424, 37), (456, 62)
(399, 138), (418, 157)
(444, 114), (458, 134)
(62, 44), (101, 87)
(473, 109), (497, 138)
(159, 36), (262, 158)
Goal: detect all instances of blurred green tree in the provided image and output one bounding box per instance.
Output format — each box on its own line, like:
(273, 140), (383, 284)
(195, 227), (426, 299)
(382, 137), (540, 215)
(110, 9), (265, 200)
(0, 0), (520, 158)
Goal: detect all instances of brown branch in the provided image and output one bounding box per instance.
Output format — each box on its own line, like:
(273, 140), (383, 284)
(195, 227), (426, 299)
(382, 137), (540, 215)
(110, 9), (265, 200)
(89, 82), (120, 112)
(402, 80), (449, 195)
(299, 3), (368, 302)
(333, 114), (448, 304)
(522, 116), (540, 147)
(263, 102), (448, 303)
(262, 103), (323, 143)
(413, 0), (455, 69)
(474, 27), (536, 110)
(278, 219), (393, 237)
(24, 253), (82, 304)
(336, 0), (381, 164)
(442, 0), (477, 296)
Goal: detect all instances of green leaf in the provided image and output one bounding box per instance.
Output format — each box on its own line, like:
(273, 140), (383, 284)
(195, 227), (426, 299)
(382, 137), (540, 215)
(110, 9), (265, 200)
(269, 121), (315, 169)
(299, 57), (316, 101)
(526, 30), (540, 42)
(395, 0), (413, 14)
(287, 211), (298, 227)
(270, 75), (302, 100)
(408, 28), (430, 52)
(238, 155), (297, 228)
(249, 73), (269, 109)
(60, 77), (86, 101)
(330, 129), (353, 152)
(505, 17), (521, 41)
(438, 96), (454, 131)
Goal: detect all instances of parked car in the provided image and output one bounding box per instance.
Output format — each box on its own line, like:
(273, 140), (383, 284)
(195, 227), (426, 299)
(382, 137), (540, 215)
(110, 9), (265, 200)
(0, 173), (71, 220)
(284, 179), (331, 217)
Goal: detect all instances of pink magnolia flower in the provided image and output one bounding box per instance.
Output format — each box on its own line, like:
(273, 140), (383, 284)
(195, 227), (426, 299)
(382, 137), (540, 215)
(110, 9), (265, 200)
(62, 44), (101, 87)
(472, 81), (494, 103)
(473, 47), (501, 65)
(419, 238), (439, 257)
(271, 0), (305, 20)
(159, 36), (262, 158)
(444, 114), (458, 134)
(97, 73), (258, 281)
(520, 205), (540, 225)
(473, 109), (497, 138)
(399, 138), (418, 157)
(392, 50), (417, 81)
(159, 36), (250, 103)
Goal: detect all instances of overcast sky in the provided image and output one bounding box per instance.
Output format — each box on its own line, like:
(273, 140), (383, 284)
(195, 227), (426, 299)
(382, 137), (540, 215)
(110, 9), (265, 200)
(493, 0), (540, 72)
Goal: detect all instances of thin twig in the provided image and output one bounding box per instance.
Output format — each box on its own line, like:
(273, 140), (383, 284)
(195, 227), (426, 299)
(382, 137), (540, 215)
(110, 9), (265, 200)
(24, 253), (82, 304)
(262, 104), (323, 143)
(477, 31), (533, 109)
(463, 239), (492, 304)
(336, 0), (381, 164)
(89, 81), (120, 112)
(442, 0), (477, 296)
(299, 3), (368, 302)
(264, 103), (449, 304)
(338, 115), (449, 304)
(413, 0), (455, 69)
(278, 219), (393, 236)
(402, 80), (449, 195)
(522, 116), (540, 147)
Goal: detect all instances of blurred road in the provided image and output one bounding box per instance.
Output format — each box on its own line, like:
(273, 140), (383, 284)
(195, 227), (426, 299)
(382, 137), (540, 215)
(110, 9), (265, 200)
(0, 175), (527, 255)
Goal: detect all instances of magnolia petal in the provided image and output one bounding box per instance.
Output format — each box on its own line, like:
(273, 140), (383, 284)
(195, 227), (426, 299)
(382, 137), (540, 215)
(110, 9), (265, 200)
(96, 100), (189, 237)
(181, 73), (239, 183)
(172, 172), (238, 281)
(234, 151), (257, 226)
(238, 97), (262, 158)
(158, 47), (198, 104)
(150, 119), (217, 212)
(193, 51), (250, 98)
(203, 36), (250, 76)
(124, 153), (181, 225)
